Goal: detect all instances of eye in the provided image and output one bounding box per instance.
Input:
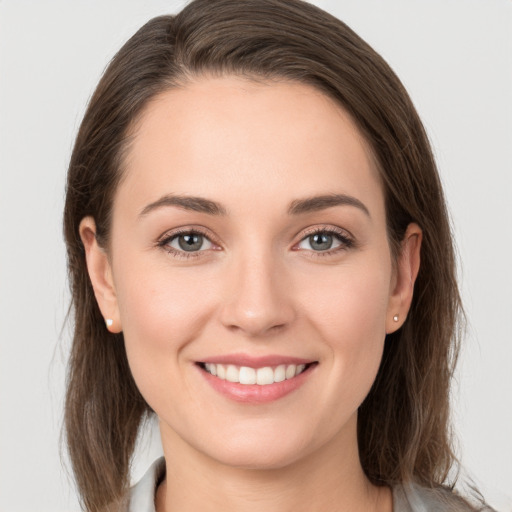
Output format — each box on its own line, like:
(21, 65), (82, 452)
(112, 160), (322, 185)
(158, 229), (216, 258)
(296, 228), (353, 253)
(170, 232), (213, 252)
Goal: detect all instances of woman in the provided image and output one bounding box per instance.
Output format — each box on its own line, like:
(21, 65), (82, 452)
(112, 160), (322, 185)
(63, 0), (493, 510)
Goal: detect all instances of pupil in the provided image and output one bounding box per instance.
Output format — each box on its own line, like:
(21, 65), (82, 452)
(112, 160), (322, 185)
(178, 234), (203, 251)
(310, 233), (332, 251)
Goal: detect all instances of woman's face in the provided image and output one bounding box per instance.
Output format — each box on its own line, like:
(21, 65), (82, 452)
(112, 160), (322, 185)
(83, 77), (418, 469)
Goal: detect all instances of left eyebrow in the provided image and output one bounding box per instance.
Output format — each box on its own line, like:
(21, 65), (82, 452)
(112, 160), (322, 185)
(287, 194), (370, 217)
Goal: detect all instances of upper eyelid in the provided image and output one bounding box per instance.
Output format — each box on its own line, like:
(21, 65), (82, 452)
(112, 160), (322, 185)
(157, 226), (218, 244)
(297, 225), (353, 241)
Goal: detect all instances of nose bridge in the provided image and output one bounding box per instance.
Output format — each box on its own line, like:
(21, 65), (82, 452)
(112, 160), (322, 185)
(219, 242), (295, 337)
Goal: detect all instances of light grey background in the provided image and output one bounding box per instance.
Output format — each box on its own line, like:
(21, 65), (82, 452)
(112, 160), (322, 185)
(0, 1), (511, 511)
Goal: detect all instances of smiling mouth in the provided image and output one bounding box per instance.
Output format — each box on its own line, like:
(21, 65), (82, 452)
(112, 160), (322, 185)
(197, 362), (316, 386)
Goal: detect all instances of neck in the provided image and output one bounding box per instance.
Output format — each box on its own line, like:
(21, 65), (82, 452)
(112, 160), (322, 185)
(155, 416), (392, 512)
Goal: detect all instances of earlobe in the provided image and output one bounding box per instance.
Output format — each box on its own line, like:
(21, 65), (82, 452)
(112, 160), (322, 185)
(79, 217), (122, 333)
(386, 223), (422, 334)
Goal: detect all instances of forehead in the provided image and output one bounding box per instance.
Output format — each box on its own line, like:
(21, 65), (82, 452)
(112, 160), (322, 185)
(118, 76), (384, 218)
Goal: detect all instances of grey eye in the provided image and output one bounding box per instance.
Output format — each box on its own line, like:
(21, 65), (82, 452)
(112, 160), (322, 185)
(309, 233), (334, 251)
(297, 231), (343, 252)
(169, 233), (213, 252)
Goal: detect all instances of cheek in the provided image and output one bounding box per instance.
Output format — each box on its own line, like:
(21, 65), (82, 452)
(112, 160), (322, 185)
(113, 256), (217, 404)
(295, 253), (392, 405)
(299, 255), (392, 343)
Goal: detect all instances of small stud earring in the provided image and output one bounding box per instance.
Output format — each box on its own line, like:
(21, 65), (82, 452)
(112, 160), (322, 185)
(393, 314), (399, 322)
(105, 318), (113, 328)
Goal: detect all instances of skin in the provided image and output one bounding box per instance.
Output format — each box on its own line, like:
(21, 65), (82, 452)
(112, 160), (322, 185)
(80, 77), (421, 512)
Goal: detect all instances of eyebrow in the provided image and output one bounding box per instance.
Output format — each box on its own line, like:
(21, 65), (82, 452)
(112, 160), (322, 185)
(140, 194), (228, 217)
(139, 193), (370, 218)
(287, 194), (370, 217)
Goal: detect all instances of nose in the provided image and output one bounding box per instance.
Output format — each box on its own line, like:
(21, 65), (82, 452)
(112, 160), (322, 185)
(219, 251), (296, 338)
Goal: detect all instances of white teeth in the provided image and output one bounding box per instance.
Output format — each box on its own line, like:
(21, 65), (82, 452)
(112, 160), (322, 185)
(205, 363), (217, 376)
(239, 366), (256, 385)
(216, 364), (226, 380)
(256, 367), (274, 385)
(203, 362), (310, 385)
(285, 364), (296, 379)
(274, 364), (286, 383)
(226, 365), (239, 383)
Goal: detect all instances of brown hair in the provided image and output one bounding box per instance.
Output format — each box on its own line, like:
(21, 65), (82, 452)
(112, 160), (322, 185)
(63, 0), (478, 510)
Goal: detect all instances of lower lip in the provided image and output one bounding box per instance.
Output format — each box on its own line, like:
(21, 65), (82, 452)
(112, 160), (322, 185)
(197, 364), (316, 404)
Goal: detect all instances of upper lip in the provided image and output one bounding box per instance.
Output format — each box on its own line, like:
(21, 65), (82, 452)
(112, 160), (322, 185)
(198, 353), (316, 367)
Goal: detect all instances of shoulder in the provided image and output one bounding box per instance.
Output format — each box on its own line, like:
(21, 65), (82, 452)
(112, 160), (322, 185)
(125, 457), (166, 512)
(393, 482), (483, 512)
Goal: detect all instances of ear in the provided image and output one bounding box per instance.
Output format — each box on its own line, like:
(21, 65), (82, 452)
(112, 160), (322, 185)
(386, 223), (422, 334)
(79, 217), (122, 333)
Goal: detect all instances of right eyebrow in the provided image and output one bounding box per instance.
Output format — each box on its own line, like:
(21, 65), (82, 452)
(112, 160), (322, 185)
(139, 194), (228, 217)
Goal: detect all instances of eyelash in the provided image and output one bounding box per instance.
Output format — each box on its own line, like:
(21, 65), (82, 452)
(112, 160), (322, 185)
(297, 226), (355, 258)
(157, 228), (216, 260)
(156, 225), (355, 260)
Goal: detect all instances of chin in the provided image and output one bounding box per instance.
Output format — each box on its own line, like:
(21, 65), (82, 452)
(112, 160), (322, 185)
(210, 445), (306, 471)
(196, 426), (321, 471)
